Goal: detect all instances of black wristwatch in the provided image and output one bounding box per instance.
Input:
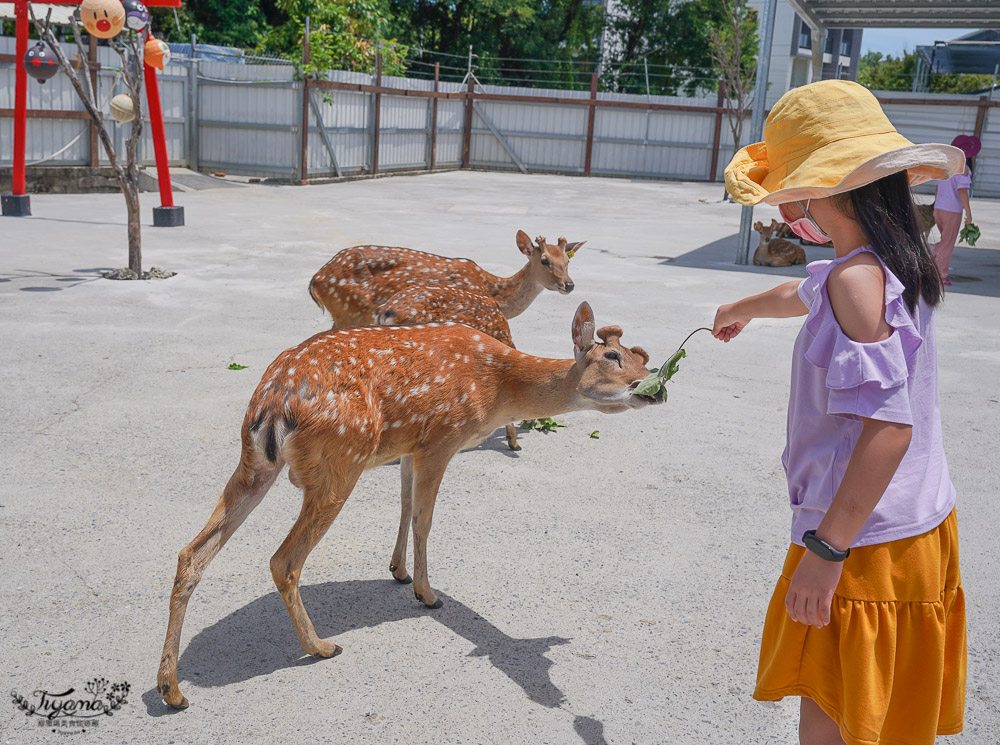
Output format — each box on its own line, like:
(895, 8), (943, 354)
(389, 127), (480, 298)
(802, 530), (851, 562)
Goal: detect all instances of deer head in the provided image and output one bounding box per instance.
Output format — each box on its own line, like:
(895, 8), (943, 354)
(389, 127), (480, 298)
(754, 220), (775, 242)
(516, 229), (584, 295)
(570, 302), (659, 413)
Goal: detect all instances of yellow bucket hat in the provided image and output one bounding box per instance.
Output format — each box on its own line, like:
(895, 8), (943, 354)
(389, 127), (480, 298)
(724, 79), (965, 206)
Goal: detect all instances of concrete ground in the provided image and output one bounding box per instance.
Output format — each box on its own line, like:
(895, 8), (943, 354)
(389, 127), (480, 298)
(1, 171), (997, 745)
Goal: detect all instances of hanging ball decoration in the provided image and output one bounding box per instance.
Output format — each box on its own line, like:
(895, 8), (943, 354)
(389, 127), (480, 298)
(80, 0), (126, 39)
(24, 40), (60, 84)
(110, 93), (136, 124)
(121, 0), (150, 31)
(144, 36), (171, 70)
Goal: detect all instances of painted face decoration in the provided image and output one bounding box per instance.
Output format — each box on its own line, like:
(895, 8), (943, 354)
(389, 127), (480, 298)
(24, 41), (60, 84)
(144, 36), (171, 70)
(122, 0), (150, 31)
(80, 0), (126, 39)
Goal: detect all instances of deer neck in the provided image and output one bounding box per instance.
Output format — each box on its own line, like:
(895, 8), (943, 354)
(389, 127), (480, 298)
(498, 355), (584, 421)
(483, 263), (542, 319)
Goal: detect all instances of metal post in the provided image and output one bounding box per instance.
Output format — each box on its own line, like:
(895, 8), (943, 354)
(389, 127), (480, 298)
(2, 0), (30, 216)
(643, 58), (650, 97)
(462, 77), (474, 169)
(584, 72), (598, 177)
(429, 62), (439, 171)
(709, 80), (725, 182)
(188, 33), (199, 171)
(299, 16), (310, 184)
(88, 35), (99, 166)
(372, 47), (382, 176)
(736, 0), (777, 264)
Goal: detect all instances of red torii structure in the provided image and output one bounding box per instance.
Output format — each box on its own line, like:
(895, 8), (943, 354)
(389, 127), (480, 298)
(2, 0), (184, 226)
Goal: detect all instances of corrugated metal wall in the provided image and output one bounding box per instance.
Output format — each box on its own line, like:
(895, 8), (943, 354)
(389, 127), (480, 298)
(3, 37), (999, 199)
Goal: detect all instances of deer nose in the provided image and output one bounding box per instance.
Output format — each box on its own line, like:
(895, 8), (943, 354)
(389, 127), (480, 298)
(562, 281), (575, 293)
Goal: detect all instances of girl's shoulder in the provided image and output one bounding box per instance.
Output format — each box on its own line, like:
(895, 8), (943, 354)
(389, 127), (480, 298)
(827, 252), (890, 344)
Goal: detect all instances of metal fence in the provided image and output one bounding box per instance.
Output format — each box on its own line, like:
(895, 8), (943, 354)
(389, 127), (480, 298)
(3, 35), (999, 198)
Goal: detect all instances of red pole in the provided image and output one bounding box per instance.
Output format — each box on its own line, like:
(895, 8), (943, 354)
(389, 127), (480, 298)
(144, 61), (174, 208)
(12, 0), (28, 195)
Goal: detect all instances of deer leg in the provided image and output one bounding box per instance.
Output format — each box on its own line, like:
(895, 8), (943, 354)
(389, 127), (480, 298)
(157, 456), (282, 709)
(269, 470), (360, 659)
(389, 455), (414, 583)
(505, 422), (521, 451)
(410, 453), (452, 609)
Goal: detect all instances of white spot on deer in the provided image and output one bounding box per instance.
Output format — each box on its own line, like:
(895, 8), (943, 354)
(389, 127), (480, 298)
(386, 384), (393, 394)
(391, 420), (402, 428)
(477, 344), (485, 352)
(470, 382), (476, 392)
(473, 334), (481, 341)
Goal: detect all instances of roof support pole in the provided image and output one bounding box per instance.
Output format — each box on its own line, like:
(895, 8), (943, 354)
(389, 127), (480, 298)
(736, 0), (778, 264)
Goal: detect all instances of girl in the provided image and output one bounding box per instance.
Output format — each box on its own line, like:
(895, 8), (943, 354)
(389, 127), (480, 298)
(933, 134), (980, 285)
(716, 80), (966, 745)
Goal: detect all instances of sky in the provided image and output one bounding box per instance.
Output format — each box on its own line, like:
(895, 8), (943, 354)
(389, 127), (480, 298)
(861, 28), (979, 58)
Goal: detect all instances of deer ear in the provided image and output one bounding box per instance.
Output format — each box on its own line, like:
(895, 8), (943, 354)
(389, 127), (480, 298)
(572, 302), (596, 360)
(630, 346), (650, 365)
(565, 241), (586, 259)
(516, 230), (535, 257)
(753, 221), (763, 230)
(770, 218), (779, 228)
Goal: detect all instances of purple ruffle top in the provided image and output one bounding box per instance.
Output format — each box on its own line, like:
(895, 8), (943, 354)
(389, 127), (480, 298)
(784, 246), (956, 547)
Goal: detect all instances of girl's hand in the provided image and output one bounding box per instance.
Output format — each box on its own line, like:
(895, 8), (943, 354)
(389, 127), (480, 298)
(965, 214), (973, 226)
(713, 303), (750, 342)
(785, 551), (844, 629)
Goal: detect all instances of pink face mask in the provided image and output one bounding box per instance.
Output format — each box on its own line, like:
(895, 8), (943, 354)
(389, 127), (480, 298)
(780, 200), (832, 244)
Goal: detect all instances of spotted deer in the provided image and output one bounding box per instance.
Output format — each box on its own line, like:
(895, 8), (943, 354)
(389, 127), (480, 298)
(157, 302), (660, 709)
(374, 285), (522, 451)
(753, 219), (807, 267)
(308, 230), (585, 327)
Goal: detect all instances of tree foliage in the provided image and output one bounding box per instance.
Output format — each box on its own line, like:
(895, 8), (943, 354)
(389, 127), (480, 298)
(858, 51), (994, 95)
(707, 0), (758, 151)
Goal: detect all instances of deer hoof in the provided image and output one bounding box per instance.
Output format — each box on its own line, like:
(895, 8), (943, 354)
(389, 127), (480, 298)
(415, 592), (443, 609)
(311, 640), (343, 659)
(390, 564), (412, 584)
(507, 442), (522, 451)
(159, 683), (189, 710)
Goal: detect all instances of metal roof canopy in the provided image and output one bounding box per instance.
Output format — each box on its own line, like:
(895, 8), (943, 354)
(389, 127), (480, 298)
(786, 1), (1000, 30)
(735, 0), (1000, 264)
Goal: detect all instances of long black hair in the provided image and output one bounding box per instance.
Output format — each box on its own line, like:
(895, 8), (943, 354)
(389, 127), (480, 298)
(840, 171), (943, 311)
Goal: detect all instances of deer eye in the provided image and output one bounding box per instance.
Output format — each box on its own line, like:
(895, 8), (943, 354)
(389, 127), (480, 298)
(604, 350), (621, 365)
(540, 256), (550, 266)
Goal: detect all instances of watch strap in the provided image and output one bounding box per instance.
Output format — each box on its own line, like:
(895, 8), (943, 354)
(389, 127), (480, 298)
(802, 530), (851, 562)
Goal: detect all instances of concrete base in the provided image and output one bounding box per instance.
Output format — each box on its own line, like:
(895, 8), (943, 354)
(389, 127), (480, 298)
(1, 194), (31, 216)
(153, 205), (185, 227)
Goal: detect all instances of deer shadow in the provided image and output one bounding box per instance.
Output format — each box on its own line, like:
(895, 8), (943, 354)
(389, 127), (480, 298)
(144, 579), (607, 742)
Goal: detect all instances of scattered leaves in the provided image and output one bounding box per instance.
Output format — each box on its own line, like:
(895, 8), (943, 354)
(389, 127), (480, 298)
(519, 417), (566, 433)
(589, 430), (600, 439)
(227, 363), (248, 370)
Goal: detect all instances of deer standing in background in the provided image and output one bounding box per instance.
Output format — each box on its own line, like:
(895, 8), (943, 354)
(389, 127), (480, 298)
(374, 285), (523, 450)
(156, 302), (661, 709)
(308, 231), (585, 327)
(753, 219), (807, 267)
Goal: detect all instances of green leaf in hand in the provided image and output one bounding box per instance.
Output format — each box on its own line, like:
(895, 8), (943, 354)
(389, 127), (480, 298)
(960, 223), (980, 247)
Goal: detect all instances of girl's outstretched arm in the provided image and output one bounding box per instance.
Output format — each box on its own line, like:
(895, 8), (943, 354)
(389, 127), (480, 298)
(713, 280), (808, 342)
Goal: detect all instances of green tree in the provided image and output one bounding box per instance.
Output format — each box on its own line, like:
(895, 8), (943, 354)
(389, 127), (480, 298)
(386, 0), (605, 88)
(152, 0), (269, 48)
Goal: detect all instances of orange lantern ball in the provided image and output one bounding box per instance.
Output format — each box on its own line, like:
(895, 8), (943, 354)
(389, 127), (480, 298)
(79, 0), (126, 39)
(144, 36), (171, 70)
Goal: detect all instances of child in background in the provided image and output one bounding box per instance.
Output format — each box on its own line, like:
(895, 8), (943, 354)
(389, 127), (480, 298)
(933, 134), (980, 285)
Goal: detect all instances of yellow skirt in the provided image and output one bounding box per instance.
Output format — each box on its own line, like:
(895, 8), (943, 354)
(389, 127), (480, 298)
(755, 509), (966, 745)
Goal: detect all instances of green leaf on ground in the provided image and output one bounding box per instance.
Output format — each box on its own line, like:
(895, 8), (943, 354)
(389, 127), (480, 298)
(227, 363), (248, 370)
(519, 417), (566, 433)
(589, 430), (600, 439)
